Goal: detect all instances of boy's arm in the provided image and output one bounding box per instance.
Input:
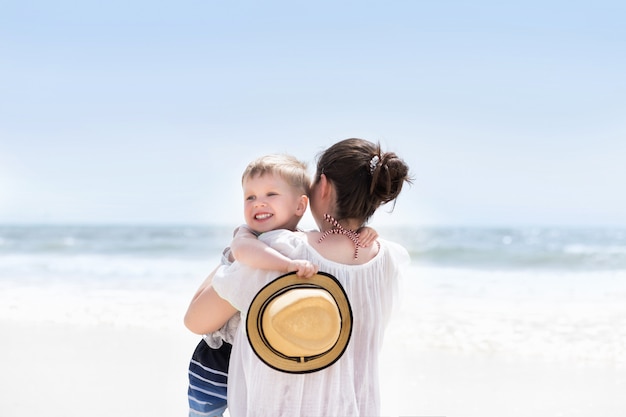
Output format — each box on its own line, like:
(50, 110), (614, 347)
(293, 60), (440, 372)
(230, 226), (318, 277)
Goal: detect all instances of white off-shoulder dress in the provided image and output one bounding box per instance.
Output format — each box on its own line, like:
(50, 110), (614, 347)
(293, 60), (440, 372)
(212, 229), (410, 417)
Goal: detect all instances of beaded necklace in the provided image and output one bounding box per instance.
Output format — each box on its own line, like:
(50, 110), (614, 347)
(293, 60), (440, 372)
(317, 213), (363, 259)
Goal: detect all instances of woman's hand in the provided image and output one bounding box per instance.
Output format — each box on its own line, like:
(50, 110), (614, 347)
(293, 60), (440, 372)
(184, 267), (238, 335)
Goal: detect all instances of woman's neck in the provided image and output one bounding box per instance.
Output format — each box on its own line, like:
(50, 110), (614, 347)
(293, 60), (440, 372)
(318, 214), (362, 233)
(317, 214), (368, 259)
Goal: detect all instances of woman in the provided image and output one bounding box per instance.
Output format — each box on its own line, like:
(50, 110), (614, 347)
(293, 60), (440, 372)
(185, 138), (412, 416)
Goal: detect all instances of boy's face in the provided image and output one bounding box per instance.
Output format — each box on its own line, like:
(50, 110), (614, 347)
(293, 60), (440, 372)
(242, 173), (307, 233)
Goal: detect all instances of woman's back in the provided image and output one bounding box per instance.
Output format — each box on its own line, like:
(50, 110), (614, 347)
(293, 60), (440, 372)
(213, 230), (409, 417)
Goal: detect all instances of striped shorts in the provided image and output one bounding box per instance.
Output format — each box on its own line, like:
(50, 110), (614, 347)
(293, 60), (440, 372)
(188, 339), (232, 417)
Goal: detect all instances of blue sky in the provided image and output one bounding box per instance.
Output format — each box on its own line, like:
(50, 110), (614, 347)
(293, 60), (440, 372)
(1, 1), (625, 227)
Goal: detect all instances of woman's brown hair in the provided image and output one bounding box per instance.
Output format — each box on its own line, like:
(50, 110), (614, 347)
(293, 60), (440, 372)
(315, 138), (412, 224)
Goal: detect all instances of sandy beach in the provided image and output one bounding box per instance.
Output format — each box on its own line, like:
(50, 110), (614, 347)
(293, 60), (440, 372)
(2, 318), (625, 417)
(380, 340), (626, 417)
(0, 320), (197, 416)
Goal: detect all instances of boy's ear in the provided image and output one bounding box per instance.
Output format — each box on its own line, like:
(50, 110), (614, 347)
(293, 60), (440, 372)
(296, 195), (308, 216)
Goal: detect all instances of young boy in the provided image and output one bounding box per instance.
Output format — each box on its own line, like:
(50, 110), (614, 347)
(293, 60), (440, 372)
(186, 154), (376, 417)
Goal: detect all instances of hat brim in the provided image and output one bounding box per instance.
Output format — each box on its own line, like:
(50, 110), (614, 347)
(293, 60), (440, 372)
(246, 271), (353, 374)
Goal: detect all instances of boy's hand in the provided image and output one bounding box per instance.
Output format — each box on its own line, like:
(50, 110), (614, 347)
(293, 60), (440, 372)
(287, 260), (319, 278)
(357, 226), (379, 247)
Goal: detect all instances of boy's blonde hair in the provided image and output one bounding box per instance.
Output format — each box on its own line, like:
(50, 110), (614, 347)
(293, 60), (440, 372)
(242, 154), (310, 196)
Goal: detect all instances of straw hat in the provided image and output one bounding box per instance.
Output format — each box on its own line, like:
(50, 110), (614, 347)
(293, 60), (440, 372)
(246, 271), (353, 374)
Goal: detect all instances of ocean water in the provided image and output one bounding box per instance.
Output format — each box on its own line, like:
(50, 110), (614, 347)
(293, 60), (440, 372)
(1, 224), (625, 366)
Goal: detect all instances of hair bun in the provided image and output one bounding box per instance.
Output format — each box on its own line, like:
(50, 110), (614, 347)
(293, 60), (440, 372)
(369, 151), (411, 204)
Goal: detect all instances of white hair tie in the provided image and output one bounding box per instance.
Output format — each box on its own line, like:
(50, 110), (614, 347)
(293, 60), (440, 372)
(369, 155), (380, 174)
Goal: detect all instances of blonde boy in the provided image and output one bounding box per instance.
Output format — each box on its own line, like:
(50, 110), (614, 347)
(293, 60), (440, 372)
(187, 154), (316, 417)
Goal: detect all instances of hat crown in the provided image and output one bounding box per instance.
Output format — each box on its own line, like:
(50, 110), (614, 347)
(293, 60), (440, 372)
(263, 288), (341, 357)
